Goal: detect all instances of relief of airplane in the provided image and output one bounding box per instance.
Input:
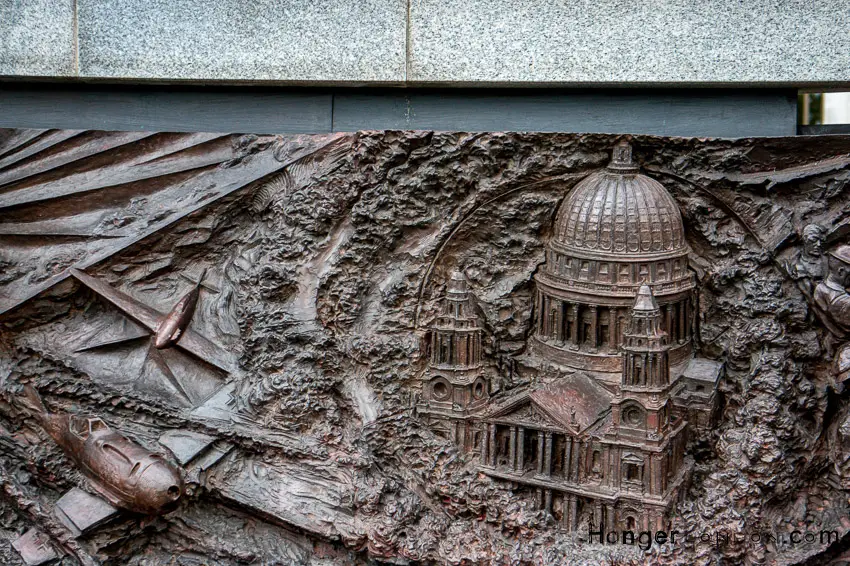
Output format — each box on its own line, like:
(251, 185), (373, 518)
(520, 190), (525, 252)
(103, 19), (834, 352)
(21, 385), (183, 515)
(69, 267), (237, 406)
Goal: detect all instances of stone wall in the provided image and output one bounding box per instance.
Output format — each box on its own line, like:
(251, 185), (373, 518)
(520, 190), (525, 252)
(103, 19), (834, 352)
(1, 0), (848, 86)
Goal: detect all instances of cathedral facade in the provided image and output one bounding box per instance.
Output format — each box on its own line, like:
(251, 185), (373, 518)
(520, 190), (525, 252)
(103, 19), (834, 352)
(417, 141), (722, 533)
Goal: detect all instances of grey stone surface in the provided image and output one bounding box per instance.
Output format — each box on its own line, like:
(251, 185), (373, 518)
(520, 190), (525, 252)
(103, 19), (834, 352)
(409, 0), (850, 85)
(76, 0), (406, 83)
(0, 0), (75, 77)
(1, 0), (848, 86)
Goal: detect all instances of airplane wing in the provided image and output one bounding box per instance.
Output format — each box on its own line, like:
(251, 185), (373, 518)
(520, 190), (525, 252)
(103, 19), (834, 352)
(176, 328), (239, 375)
(69, 268), (163, 333)
(145, 344), (194, 406)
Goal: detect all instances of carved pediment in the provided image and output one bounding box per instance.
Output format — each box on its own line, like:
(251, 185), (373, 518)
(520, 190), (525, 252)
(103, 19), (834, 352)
(503, 402), (567, 431)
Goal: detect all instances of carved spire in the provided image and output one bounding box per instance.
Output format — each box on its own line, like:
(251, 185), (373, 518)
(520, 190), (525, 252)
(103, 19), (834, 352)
(625, 284), (664, 341)
(622, 284), (671, 388)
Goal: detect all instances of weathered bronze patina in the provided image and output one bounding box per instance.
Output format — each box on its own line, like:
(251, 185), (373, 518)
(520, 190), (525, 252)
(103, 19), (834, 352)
(1, 129), (850, 565)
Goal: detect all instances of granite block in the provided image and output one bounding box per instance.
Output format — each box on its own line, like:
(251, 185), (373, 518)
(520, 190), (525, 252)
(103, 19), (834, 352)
(0, 0), (76, 76)
(77, 0), (406, 83)
(409, 0), (850, 85)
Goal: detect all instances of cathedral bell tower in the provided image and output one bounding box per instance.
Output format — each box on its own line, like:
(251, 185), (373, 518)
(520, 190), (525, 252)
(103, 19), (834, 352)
(418, 271), (489, 452)
(622, 284), (670, 390)
(611, 284), (676, 441)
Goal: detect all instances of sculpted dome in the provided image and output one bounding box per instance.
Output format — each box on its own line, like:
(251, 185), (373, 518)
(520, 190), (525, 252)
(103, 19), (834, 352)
(552, 141), (685, 260)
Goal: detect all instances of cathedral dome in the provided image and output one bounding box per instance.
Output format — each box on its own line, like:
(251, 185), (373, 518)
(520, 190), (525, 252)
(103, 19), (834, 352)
(532, 141), (695, 375)
(551, 141), (685, 261)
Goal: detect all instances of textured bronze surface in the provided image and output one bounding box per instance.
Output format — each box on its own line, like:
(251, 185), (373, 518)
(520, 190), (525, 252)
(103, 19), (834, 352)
(2, 129), (850, 565)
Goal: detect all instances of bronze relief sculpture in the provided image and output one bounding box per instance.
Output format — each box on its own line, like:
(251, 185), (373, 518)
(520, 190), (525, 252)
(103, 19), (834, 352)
(0, 129), (849, 565)
(418, 143), (720, 535)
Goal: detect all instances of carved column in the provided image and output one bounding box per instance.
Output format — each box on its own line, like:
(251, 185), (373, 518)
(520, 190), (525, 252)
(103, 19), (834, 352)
(537, 431), (545, 475)
(544, 432), (553, 476)
(610, 447), (619, 489)
(561, 301), (569, 344)
(646, 352), (654, 387)
(508, 426), (517, 470)
(608, 307), (618, 353)
(569, 304), (579, 347)
(606, 503), (615, 532)
(540, 295), (548, 336)
(565, 437), (573, 481)
(664, 304), (673, 342)
(536, 290), (543, 334)
(488, 424), (497, 467)
(568, 494), (578, 532)
(654, 454), (663, 495)
(602, 446), (610, 486)
(554, 300), (563, 343)
(544, 489), (553, 514)
(588, 305), (598, 351)
(516, 426), (525, 472)
(678, 301), (685, 344)
(571, 439), (581, 482)
(593, 501), (603, 533)
(480, 424), (488, 464)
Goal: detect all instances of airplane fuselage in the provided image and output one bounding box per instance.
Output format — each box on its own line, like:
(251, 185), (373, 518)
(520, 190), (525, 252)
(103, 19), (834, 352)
(153, 283), (201, 350)
(43, 413), (183, 515)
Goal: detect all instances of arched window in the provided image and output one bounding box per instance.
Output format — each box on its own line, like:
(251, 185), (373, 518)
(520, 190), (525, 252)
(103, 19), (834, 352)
(432, 379), (450, 401)
(473, 379), (487, 399)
